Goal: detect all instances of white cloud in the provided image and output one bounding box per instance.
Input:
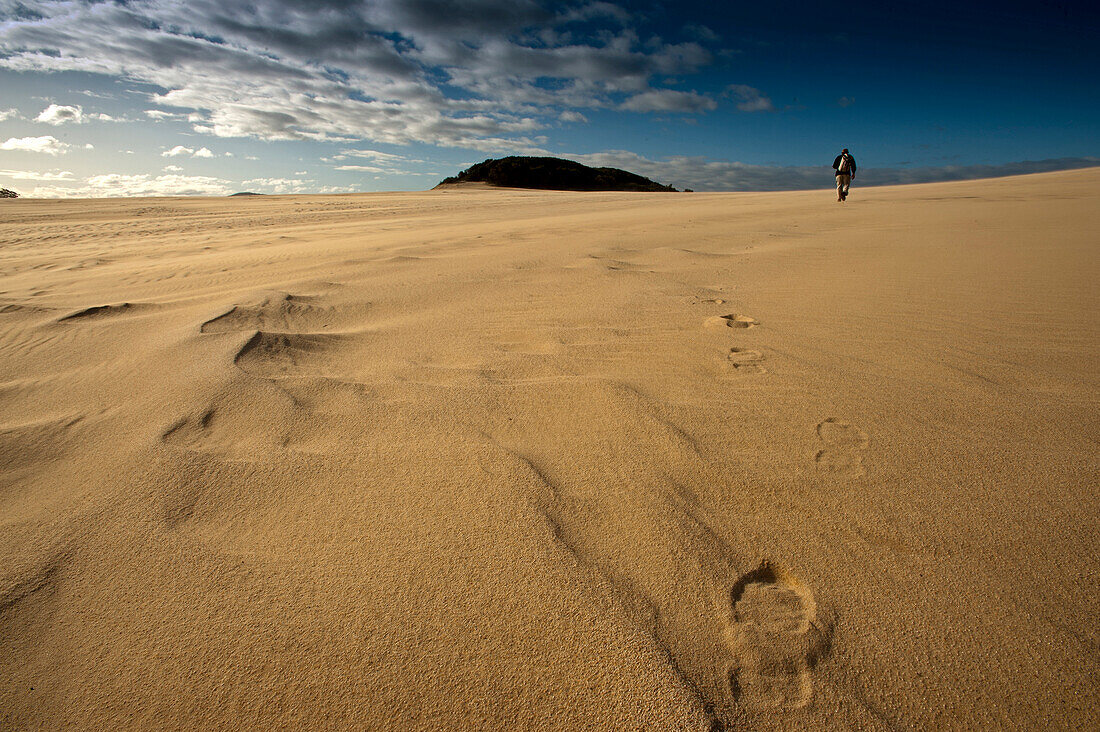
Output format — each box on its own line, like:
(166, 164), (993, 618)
(160, 145), (218, 157)
(332, 148), (435, 175)
(30, 173), (233, 198)
(335, 164), (387, 173)
(145, 109), (183, 120)
(445, 135), (553, 156)
(726, 85), (774, 113)
(559, 110), (587, 123)
(338, 149), (430, 166)
(163, 145), (217, 158)
(35, 103), (83, 125)
(0, 108), (20, 121)
(30, 104), (118, 123)
(0, 168), (75, 181)
(341, 149), (410, 162)
(242, 177), (314, 194)
(683, 24), (720, 42)
(1, 136), (72, 155)
(558, 2), (633, 25)
(336, 163), (438, 177)
(163, 164), (184, 172)
(74, 89), (115, 100)
(620, 89), (716, 113)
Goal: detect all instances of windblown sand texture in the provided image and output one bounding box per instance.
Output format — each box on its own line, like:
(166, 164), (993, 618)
(1, 168), (1098, 730)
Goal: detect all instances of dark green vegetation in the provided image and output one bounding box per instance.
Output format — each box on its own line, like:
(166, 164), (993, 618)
(0, 188), (18, 198)
(229, 192), (264, 196)
(436, 156), (676, 192)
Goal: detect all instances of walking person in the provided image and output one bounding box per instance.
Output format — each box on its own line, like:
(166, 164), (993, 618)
(833, 148), (856, 202)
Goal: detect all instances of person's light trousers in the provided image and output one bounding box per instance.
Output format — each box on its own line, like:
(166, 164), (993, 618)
(836, 173), (851, 199)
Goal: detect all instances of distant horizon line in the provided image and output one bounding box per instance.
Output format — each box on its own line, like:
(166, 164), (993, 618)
(4, 157), (1097, 199)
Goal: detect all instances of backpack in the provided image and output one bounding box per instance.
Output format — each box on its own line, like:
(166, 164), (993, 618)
(837, 154), (851, 173)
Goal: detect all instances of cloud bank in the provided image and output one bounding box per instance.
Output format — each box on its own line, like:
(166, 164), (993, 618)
(0, 167), (74, 180)
(0, 0), (727, 151)
(1, 135), (72, 155)
(27, 173), (233, 198)
(565, 152), (1100, 191)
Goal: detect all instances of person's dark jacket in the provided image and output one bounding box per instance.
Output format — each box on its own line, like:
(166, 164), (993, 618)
(832, 153), (857, 177)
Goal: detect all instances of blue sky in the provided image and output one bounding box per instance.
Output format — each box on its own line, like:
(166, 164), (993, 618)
(0, 0), (1096, 196)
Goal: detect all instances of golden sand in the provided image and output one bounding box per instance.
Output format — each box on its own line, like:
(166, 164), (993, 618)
(1, 168), (1098, 729)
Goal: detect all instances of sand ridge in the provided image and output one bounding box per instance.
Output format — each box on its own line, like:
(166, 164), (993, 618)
(1, 168), (1098, 729)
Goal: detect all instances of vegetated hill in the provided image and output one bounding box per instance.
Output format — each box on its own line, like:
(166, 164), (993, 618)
(0, 188), (18, 198)
(435, 156), (676, 192)
(229, 191), (264, 196)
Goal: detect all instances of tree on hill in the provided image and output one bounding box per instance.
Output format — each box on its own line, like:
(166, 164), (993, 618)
(436, 156), (676, 192)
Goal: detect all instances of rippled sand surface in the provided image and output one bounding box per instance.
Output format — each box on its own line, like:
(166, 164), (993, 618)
(2, 169), (1097, 729)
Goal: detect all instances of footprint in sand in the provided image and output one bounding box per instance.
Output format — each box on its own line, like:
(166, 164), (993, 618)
(719, 347), (766, 376)
(814, 418), (869, 476)
(726, 562), (831, 711)
(705, 313), (758, 329)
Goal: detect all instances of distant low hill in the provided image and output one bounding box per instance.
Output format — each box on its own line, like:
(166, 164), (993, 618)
(229, 191), (264, 197)
(435, 156), (676, 192)
(0, 188), (18, 198)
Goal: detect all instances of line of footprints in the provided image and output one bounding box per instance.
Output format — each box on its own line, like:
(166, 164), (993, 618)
(699, 301), (868, 714)
(702, 304), (766, 376)
(701, 303), (869, 477)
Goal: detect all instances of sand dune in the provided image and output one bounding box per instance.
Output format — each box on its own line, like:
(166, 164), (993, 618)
(1, 168), (1098, 729)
